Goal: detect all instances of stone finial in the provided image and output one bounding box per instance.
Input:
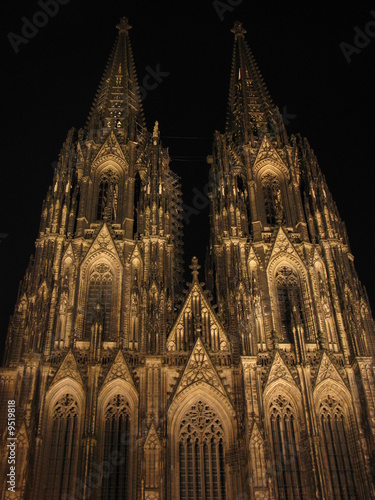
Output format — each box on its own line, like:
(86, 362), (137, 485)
(231, 21), (247, 39)
(153, 121), (160, 144)
(189, 256), (201, 283)
(116, 17), (132, 34)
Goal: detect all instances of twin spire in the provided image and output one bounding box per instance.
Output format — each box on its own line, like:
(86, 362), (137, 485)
(226, 21), (282, 145)
(87, 17), (145, 140)
(87, 18), (281, 144)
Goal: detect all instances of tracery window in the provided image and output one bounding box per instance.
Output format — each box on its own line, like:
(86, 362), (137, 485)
(179, 401), (226, 500)
(261, 172), (284, 225)
(276, 267), (303, 343)
(46, 394), (79, 499)
(101, 394), (131, 499)
(85, 264), (113, 340)
(319, 396), (357, 499)
(133, 172), (142, 236)
(97, 170), (119, 221)
(270, 395), (303, 499)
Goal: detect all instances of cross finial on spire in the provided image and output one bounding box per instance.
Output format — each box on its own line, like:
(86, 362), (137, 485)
(190, 256), (201, 283)
(153, 121), (160, 145)
(231, 21), (247, 39)
(116, 17), (132, 34)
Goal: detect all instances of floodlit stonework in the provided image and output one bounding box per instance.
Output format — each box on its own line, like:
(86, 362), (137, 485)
(1, 18), (375, 500)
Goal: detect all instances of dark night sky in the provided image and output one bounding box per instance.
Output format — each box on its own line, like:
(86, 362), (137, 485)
(1, 0), (375, 352)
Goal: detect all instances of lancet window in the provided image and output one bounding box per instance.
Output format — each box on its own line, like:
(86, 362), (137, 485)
(133, 172), (142, 236)
(179, 401), (226, 500)
(96, 170), (119, 221)
(319, 396), (357, 499)
(85, 264), (113, 340)
(46, 394), (79, 499)
(276, 267), (303, 343)
(261, 172), (284, 225)
(270, 394), (303, 499)
(101, 394), (131, 499)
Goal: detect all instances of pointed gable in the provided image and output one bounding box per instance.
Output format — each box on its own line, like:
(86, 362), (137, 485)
(266, 226), (305, 270)
(166, 283), (230, 353)
(144, 424), (161, 450)
(93, 130), (126, 165)
(81, 223), (122, 278)
(253, 136), (287, 175)
(51, 350), (83, 387)
(61, 242), (76, 267)
(102, 350), (136, 388)
(265, 351), (296, 388)
(174, 338), (229, 399)
(315, 352), (345, 387)
(249, 421), (263, 446)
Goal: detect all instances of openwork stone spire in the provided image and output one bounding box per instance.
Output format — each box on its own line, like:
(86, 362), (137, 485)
(226, 21), (283, 145)
(86, 17), (145, 139)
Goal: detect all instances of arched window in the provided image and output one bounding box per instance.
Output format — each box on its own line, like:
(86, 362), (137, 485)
(97, 170), (119, 221)
(179, 401), (226, 500)
(133, 172), (142, 236)
(47, 394), (79, 499)
(261, 172), (284, 225)
(319, 396), (357, 499)
(270, 394), (303, 499)
(236, 175), (252, 234)
(276, 267), (304, 343)
(101, 394), (130, 499)
(85, 264), (113, 340)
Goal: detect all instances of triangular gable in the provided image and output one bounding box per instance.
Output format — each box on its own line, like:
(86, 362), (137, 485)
(102, 350), (136, 388)
(265, 351), (296, 388)
(254, 135), (285, 170)
(270, 227), (295, 258)
(51, 350), (83, 387)
(249, 422), (263, 446)
(174, 338), (229, 399)
(61, 242), (76, 266)
(144, 424), (161, 450)
(82, 223), (122, 267)
(93, 130), (126, 164)
(248, 245), (263, 268)
(166, 284), (230, 353)
(17, 422), (29, 447)
(315, 352), (345, 387)
(128, 243), (144, 265)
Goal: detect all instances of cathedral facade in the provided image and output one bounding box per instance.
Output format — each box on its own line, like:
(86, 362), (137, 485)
(1, 18), (375, 500)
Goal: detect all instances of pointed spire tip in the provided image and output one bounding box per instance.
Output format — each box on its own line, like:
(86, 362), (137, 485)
(231, 21), (247, 39)
(116, 17), (132, 33)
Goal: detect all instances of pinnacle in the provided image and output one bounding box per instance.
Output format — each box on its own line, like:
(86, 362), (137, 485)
(189, 256), (201, 283)
(116, 17), (132, 33)
(231, 21), (247, 39)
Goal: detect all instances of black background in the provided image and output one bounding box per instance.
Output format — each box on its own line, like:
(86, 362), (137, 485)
(1, 0), (374, 352)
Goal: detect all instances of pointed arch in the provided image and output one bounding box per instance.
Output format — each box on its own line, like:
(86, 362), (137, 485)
(263, 384), (312, 498)
(313, 258), (338, 350)
(268, 252), (317, 344)
(168, 384), (235, 500)
(96, 378), (138, 500)
(77, 246), (122, 342)
(313, 381), (362, 499)
(133, 171), (142, 236)
(41, 379), (85, 500)
(254, 158), (290, 227)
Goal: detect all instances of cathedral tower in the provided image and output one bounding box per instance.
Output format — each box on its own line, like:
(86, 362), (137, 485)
(0, 18), (375, 500)
(206, 21), (375, 498)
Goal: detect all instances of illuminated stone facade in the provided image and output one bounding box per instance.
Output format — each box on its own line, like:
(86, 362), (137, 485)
(1, 18), (375, 500)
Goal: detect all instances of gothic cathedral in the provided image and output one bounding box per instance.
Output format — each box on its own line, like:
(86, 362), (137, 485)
(1, 18), (375, 500)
